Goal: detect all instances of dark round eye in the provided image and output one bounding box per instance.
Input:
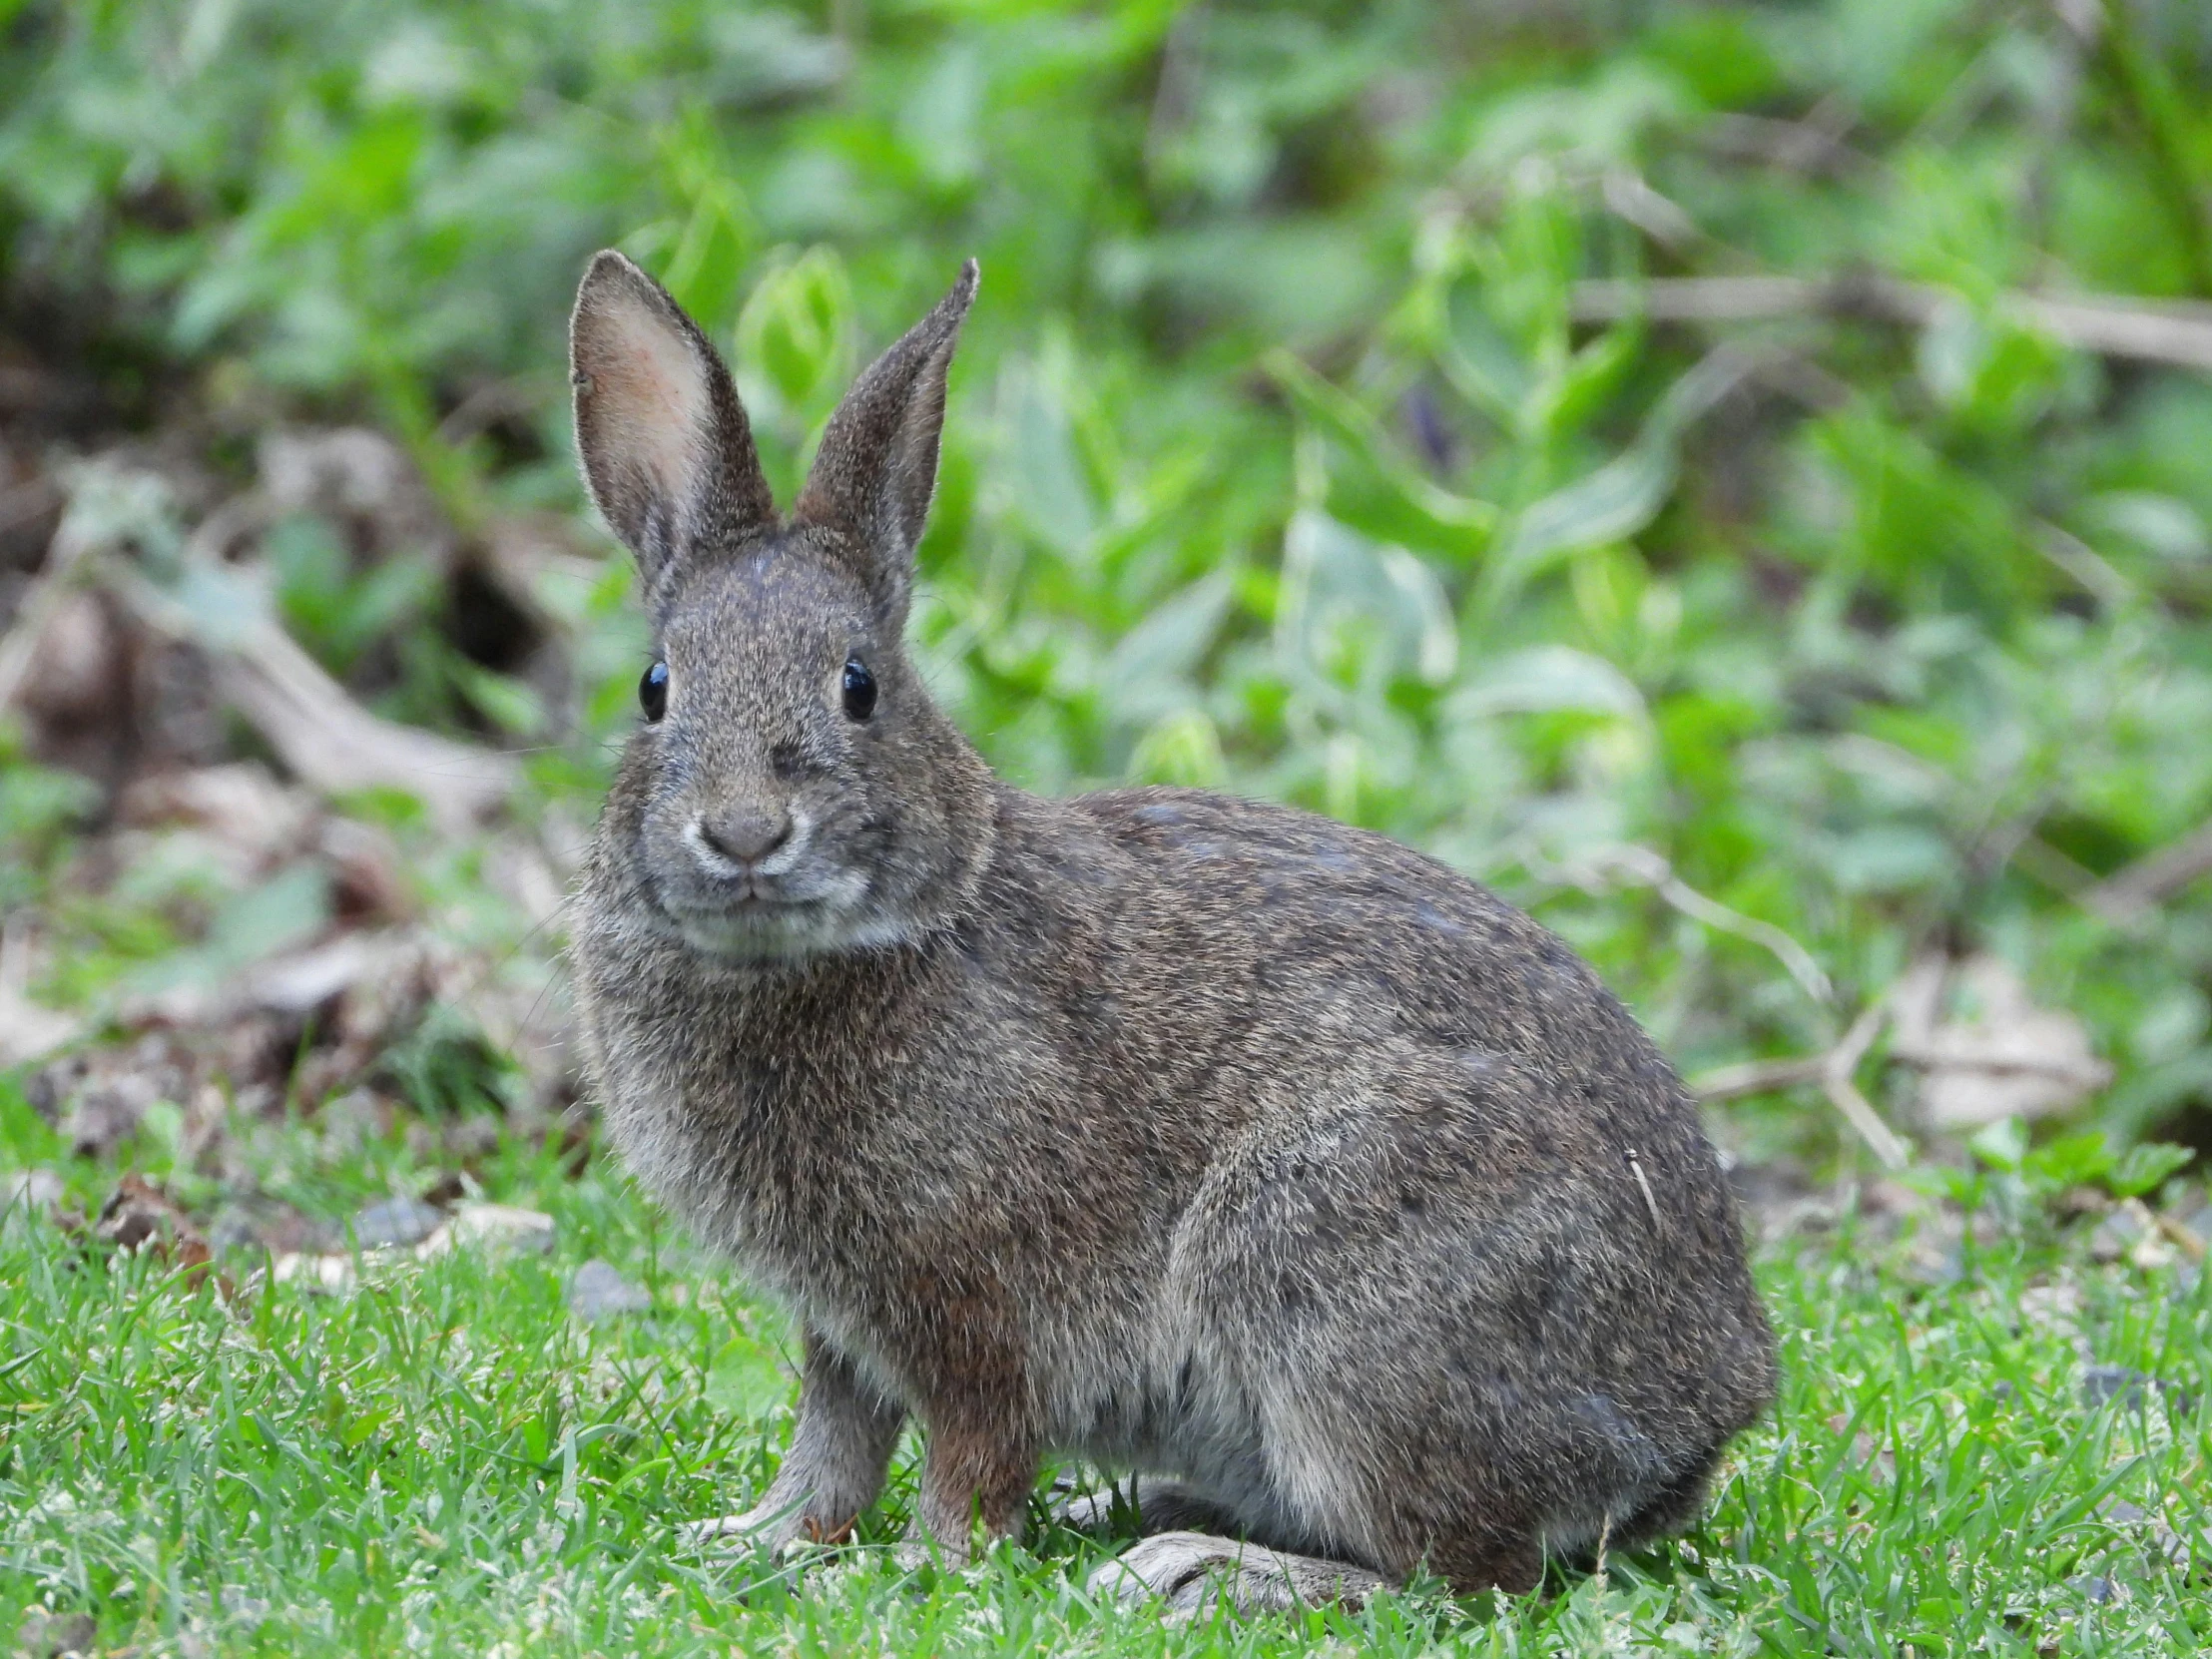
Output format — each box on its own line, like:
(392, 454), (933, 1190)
(640, 660), (669, 723)
(841, 656), (876, 722)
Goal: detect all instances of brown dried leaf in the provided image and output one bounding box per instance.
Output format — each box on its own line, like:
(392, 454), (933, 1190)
(29, 1036), (192, 1158)
(1892, 954), (2110, 1131)
(93, 1174), (231, 1296)
(0, 984), (79, 1068)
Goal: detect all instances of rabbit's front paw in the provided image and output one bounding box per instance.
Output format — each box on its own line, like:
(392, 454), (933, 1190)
(1091, 1531), (1383, 1617)
(680, 1489), (851, 1553)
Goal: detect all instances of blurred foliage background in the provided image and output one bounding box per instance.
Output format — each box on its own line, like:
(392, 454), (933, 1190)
(7, 0), (2212, 1177)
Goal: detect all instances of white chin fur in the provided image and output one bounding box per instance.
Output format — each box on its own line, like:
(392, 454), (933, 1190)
(664, 879), (917, 962)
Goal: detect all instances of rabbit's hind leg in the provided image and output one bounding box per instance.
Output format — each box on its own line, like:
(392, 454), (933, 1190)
(1091, 1530), (1384, 1616)
(1055, 1474), (1246, 1537)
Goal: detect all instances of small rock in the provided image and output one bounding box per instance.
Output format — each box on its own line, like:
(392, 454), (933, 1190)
(2, 1168), (64, 1221)
(415, 1202), (554, 1259)
(2088, 1199), (2153, 1264)
(2054, 1185), (2110, 1219)
(2128, 1233), (2178, 1272)
(440, 1115), (504, 1162)
(2066, 1573), (2119, 1605)
(567, 1259), (651, 1323)
(209, 1196), (329, 1256)
(270, 1253), (357, 1295)
(350, 1194), (445, 1251)
(15, 1610), (97, 1658)
(2016, 1282), (2084, 1335)
(2081, 1367), (2153, 1409)
(2097, 1498), (2198, 1567)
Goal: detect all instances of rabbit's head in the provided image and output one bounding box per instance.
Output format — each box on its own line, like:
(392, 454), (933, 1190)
(570, 253), (995, 960)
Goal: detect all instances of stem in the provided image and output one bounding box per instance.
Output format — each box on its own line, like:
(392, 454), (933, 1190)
(2094, 0), (2212, 296)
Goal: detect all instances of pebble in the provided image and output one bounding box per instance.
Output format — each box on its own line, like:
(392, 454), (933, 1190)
(567, 1259), (652, 1323)
(350, 1194), (445, 1251)
(415, 1202), (554, 1259)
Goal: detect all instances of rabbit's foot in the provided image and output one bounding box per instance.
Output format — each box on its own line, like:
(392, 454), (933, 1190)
(1055, 1477), (1243, 1538)
(889, 1532), (975, 1574)
(1091, 1531), (1384, 1617)
(679, 1491), (853, 1553)
(891, 1527), (1025, 1575)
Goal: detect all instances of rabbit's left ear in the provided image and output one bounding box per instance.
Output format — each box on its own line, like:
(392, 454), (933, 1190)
(793, 261), (978, 625)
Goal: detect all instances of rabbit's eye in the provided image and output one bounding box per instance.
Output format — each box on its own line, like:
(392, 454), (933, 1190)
(841, 657), (876, 722)
(640, 660), (669, 723)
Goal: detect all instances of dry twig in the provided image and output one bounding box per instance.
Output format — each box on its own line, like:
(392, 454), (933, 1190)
(2079, 821), (2212, 922)
(1694, 996), (1910, 1170)
(0, 502), (100, 714)
(1700, 107), (1873, 180)
(1818, 1000), (1911, 1169)
(107, 560), (515, 831)
(1556, 844), (1833, 1007)
(1572, 276), (2212, 372)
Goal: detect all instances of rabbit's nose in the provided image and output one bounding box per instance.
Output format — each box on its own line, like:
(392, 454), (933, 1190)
(690, 809), (793, 869)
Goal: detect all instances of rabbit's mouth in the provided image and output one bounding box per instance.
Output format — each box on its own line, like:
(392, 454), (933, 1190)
(650, 872), (885, 961)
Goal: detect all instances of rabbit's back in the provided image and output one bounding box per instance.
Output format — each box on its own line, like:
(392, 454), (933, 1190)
(1009, 786), (1774, 1568)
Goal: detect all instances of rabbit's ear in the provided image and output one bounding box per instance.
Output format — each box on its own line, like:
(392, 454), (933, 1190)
(570, 251), (777, 590)
(793, 261), (978, 623)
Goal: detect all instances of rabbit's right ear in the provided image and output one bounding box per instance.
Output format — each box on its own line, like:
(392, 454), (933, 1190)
(792, 261), (977, 626)
(570, 252), (776, 591)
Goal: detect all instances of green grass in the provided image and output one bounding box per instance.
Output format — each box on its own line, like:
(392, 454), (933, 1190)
(9, 4), (2212, 1651)
(3, 1095), (2206, 1658)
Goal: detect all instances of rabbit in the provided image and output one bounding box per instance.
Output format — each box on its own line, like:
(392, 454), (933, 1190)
(564, 248), (1778, 1608)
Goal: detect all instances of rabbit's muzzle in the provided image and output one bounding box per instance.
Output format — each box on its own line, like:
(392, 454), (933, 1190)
(642, 796), (877, 959)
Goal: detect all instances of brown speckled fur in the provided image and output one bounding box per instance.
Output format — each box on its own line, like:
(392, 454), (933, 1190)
(566, 253), (1777, 1596)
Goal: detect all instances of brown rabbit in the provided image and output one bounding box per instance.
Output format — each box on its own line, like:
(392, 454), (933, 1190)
(565, 250), (1777, 1610)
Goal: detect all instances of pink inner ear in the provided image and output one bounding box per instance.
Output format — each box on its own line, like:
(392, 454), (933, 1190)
(579, 294), (712, 495)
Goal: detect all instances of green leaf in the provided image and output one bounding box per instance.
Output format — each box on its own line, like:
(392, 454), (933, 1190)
(702, 1336), (792, 1423)
(2110, 1141), (2195, 1199)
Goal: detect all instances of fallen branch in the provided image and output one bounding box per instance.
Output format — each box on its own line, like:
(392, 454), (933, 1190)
(2079, 819), (2212, 922)
(2156, 1211), (2207, 1266)
(107, 560), (516, 831)
(1692, 1054), (1826, 1101)
(1542, 843), (1833, 1008)
(1819, 999), (1911, 1170)
(0, 501), (100, 714)
(1699, 107), (1874, 180)
(1572, 276), (2212, 373)
(1694, 996), (1910, 1170)
(0, 985), (79, 1069)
